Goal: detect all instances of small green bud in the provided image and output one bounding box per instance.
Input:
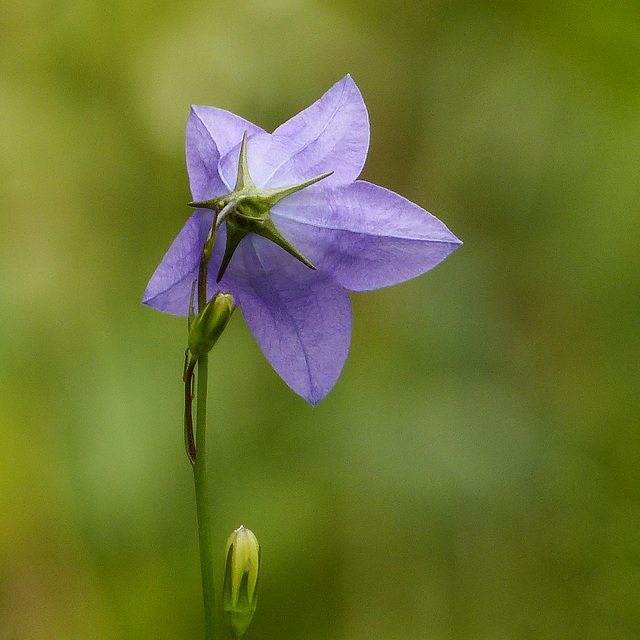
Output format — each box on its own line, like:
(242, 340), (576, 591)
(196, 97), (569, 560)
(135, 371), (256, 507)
(187, 292), (234, 358)
(223, 526), (260, 638)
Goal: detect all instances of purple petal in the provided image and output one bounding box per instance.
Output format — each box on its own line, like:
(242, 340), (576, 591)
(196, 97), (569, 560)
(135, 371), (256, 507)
(187, 105), (265, 198)
(223, 235), (352, 405)
(271, 181), (462, 291)
(218, 75), (369, 191)
(142, 209), (214, 315)
(189, 105), (264, 158)
(269, 75), (369, 186)
(185, 109), (223, 202)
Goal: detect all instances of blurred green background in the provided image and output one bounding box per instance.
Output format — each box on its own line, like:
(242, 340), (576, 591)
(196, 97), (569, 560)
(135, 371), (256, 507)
(2, 0), (639, 638)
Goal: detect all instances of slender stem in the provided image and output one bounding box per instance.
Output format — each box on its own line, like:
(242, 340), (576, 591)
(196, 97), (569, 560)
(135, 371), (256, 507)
(198, 218), (218, 313)
(193, 354), (217, 639)
(190, 216), (220, 637)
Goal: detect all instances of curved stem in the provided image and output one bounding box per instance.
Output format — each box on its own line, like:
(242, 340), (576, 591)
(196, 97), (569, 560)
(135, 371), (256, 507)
(193, 354), (217, 639)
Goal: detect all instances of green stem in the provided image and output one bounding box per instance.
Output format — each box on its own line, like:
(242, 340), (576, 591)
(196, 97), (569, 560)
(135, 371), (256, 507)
(193, 353), (217, 639)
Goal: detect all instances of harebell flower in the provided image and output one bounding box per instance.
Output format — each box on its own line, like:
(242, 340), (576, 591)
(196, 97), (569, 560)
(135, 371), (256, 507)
(143, 75), (461, 638)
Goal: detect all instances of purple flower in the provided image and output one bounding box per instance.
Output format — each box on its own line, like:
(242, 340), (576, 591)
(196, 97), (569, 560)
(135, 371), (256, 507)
(143, 75), (461, 405)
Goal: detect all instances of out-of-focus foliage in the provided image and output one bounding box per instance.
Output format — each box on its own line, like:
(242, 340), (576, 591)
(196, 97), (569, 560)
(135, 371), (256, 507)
(1, 0), (639, 638)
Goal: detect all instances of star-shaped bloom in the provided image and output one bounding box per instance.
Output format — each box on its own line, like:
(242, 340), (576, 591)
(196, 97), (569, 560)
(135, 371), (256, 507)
(143, 75), (461, 405)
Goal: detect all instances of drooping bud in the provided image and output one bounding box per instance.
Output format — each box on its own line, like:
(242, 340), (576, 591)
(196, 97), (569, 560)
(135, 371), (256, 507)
(223, 526), (260, 638)
(187, 292), (234, 358)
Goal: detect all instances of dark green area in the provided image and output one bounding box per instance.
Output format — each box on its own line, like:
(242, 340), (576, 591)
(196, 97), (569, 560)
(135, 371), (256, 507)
(1, 0), (639, 637)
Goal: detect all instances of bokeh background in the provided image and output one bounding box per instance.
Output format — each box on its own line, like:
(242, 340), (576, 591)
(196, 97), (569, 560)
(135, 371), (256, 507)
(2, 0), (639, 638)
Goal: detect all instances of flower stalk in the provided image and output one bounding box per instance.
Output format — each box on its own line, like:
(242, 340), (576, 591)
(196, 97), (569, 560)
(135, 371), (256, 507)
(193, 352), (217, 640)
(190, 217), (224, 638)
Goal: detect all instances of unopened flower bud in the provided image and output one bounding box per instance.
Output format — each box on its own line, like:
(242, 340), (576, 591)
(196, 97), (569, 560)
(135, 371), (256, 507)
(223, 526), (260, 638)
(187, 292), (234, 358)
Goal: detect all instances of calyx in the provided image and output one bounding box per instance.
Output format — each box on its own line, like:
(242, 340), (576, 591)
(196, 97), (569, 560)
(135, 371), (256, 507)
(189, 132), (332, 282)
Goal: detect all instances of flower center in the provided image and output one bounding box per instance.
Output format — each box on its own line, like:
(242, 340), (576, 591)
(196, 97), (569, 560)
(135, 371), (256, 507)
(189, 132), (332, 282)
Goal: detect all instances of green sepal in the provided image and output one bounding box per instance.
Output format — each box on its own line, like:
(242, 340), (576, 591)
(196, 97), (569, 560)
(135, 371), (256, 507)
(217, 222), (247, 283)
(235, 130), (256, 191)
(258, 170), (333, 207)
(251, 216), (316, 269)
(217, 211), (316, 282)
